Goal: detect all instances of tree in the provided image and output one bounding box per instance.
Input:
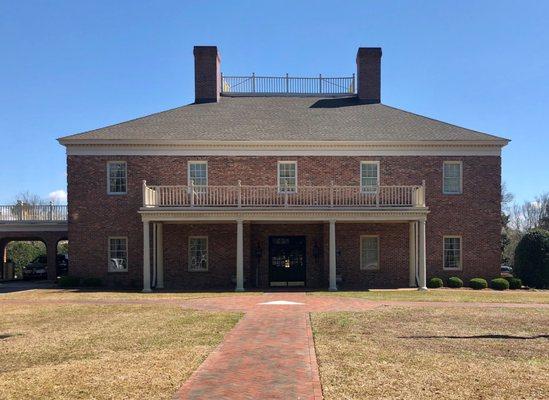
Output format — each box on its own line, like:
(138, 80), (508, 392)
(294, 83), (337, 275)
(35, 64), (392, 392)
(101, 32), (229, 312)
(500, 183), (517, 265)
(514, 228), (549, 289)
(5, 241), (47, 278)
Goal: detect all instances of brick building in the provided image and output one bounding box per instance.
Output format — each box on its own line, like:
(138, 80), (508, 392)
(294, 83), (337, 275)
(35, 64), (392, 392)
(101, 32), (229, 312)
(58, 46), (509, 291)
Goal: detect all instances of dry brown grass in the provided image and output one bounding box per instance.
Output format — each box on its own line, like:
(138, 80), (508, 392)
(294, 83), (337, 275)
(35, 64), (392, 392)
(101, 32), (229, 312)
(0, 302), (241, 399)
(1, 288), (257, 302)
(312, 307), (549, 400)
(314, 288), (549, 304)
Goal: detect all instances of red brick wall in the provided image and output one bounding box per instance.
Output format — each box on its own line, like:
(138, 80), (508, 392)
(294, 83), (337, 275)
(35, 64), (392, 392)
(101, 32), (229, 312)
(67, 155), (501, 288)
(334, 223), (410, 289)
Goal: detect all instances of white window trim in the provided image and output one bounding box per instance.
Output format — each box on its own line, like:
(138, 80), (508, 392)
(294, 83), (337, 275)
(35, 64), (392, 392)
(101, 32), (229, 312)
(443, 235), (463, 271)
(188, 236), (209, 272)
(442, 161), (463, 194)
(360, 234), (380, 271)
(108, 236), (128, 273)
(107, 161), (127, 195)
(187, 160), (208, 187)
(277, 161), (298, 193)
(360, 161), (380, 193)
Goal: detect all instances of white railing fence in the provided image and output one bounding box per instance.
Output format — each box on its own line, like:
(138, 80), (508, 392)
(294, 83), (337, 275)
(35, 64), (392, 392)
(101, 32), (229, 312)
(142, 181), (426, 209)
(221, 74), (355, 95)
(0, 202), (68, 222)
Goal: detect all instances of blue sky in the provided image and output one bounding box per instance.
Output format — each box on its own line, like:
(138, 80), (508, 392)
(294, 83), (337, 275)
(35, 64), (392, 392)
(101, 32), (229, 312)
(0, 1), (547, 204)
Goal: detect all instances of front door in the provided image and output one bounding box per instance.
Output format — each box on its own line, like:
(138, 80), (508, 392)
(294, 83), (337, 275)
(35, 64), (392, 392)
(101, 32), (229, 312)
(269, 236), (306, 287)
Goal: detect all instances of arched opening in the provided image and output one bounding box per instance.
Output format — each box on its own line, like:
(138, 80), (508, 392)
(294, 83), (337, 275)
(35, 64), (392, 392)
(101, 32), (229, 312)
(56, 239), (69, 277)
(1, 239), (47, 281)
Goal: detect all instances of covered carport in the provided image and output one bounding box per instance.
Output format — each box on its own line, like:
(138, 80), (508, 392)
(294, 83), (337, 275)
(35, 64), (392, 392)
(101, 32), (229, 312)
(0, 204), (67, 281)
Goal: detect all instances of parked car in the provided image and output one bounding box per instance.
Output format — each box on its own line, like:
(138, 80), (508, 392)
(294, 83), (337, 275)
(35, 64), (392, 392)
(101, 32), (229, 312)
(57, 254), (69, 276)
(501, 265), (513, 277)
(22, 256), (48, 280)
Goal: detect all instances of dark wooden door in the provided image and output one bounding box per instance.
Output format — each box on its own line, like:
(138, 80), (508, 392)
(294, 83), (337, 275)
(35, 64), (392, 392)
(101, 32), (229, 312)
(269, 236), (306, 286)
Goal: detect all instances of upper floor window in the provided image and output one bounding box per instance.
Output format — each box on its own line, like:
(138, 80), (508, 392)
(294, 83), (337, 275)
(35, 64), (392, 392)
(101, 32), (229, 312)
(443, 236), (462, 270)
(108, 237), (128, 272)
(443, 161), (462, 194)
(189, 236), (208, 271)
(188, 161), (208, 187)
(278, 161), (297, 192)
(107, 161), (127, 194)
(360, 161), (379, 193)
(360, 235), (380, 270)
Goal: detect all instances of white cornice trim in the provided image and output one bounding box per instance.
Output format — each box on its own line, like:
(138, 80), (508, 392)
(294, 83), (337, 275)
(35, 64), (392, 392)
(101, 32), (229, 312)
(63, 140), (506, 156)
(138, 208), (429, 222)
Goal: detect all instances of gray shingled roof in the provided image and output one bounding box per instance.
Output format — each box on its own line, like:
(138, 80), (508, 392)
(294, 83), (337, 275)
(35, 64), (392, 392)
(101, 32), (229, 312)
(59, 96), (506, 143)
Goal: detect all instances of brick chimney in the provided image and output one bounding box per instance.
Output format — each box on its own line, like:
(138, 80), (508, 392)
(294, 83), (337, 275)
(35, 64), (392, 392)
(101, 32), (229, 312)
(193, 46), (221, 103)
(356, 47), (382, 103)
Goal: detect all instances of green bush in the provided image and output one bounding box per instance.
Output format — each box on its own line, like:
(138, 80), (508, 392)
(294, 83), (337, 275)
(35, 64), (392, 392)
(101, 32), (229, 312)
(491, 278), (510, 291)
(505, 277), (522, 290)
(447, 276), (463, 288)
(514, 228), (549, 289)
(81, 277), (103, 287)
(58, 275), (80, 288)
(469, 278), (488, 290)
(427, 277), (444, 288)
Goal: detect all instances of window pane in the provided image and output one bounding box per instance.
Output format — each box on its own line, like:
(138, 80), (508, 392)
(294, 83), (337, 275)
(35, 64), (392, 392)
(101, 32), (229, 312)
(109, 238), (128, 271)
(444, 237), (461, 269)
(189, 163), (207, 186)
(443, 163), (461, 193)
(189, 237), (208, 271)
(108, 162), (127, 193)
(361, 163), (378, 191)
(278, 163), (296, 192)
(361, 237), (379, 270)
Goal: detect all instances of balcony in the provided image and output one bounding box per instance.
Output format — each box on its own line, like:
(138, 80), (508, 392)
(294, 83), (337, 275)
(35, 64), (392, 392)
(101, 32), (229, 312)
(0, 203), (68, 223)
(142, 182), (426, 209)
(221, 74), (355, 96)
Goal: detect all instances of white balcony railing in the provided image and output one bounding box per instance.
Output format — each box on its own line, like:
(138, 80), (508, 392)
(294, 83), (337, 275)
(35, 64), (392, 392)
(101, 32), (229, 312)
(143, 181), (426, 209)
(0, 202), (68, 223)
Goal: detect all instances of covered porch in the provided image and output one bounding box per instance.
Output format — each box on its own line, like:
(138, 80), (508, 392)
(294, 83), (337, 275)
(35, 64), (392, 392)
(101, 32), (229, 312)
(139, 210), (429, 292)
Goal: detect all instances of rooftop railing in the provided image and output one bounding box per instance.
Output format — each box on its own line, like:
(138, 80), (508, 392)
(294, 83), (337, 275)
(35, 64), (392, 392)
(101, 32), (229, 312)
(0, 202), (68, 223)
(221, 73), (355, 96)
(143, 181), (426, 209)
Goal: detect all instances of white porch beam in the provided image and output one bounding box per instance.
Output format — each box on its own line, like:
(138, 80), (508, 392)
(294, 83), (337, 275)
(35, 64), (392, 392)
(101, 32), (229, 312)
(329, 219), (337, 291)
(142, 221), (152, 293)
(418, 219), (427, 291)
(409, 221), (416, 287)
(235, 219), (244, 291)
(156, 222), (164, 289)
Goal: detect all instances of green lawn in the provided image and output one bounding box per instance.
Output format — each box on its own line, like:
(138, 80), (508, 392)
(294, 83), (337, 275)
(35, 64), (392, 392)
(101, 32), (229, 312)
(0, 302), (241, 399)
(312, 307), (549, 399)
(313, 288), (549, 303)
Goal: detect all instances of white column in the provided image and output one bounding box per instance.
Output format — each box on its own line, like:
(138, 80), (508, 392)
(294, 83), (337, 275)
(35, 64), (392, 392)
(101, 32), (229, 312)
(156, 222), (164, 289)
(329, 219), (337, 291)
(142, 221), (152, 293)
(235, 219), (244, 291)
(409, 221), (416, 287)
(418, 219), (427, 291)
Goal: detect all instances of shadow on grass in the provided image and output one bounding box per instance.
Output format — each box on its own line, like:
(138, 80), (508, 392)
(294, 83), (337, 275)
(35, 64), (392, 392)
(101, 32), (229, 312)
(399, 334), (549, 340)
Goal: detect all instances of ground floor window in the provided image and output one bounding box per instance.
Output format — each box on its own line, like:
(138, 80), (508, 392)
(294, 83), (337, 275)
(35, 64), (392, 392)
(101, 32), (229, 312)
(188, 236), (208, 271)
(443, 236), (462, 270)
(108, 237), (128, 272)
(360, 235), (379, 270)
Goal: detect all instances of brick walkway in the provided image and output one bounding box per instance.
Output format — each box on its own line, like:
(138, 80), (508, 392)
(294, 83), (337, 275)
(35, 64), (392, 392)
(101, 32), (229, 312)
(175, 308), (322, 399)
